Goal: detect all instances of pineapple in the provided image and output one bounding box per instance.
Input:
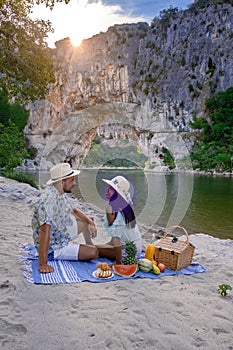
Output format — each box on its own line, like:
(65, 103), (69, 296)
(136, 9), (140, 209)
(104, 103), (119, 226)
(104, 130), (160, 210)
(124, 240), (138, 265)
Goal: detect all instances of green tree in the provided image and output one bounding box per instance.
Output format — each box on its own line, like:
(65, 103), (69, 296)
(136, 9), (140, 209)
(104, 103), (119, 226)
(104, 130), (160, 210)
(36, 0), (71, 10)
(0, 0), (74, 104)
(0, 93), (29, 131)
(0, 93), (9, 125)
(0, 121), (28, 171)
(151, 6), (179, 28)
(162, 147), (175, 170)
(83, 141), (147, 168)
(159, 6), (179, 20)
(84, 143), (105, 166)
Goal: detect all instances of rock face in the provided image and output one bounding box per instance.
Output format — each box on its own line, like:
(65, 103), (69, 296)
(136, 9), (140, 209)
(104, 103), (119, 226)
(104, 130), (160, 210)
(25, 2), (233, 170)
(0, 176), (39, 204)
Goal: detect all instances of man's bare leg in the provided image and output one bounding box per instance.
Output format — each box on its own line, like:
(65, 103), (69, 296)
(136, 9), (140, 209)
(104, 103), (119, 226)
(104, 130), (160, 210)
(78, 244), (98, 260)
(77, 220), (122, 263)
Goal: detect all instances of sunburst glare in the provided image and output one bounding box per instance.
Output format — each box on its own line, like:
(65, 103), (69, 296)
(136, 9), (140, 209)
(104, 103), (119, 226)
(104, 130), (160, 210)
(30, 0), (147, 48)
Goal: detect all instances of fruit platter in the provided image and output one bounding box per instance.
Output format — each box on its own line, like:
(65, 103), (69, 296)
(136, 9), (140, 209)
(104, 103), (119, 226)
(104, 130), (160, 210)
(93, 240), (167, 280)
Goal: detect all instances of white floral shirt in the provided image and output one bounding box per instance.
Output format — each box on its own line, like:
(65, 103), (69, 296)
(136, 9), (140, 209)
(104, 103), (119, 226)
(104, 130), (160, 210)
(32, 186), (77, 253)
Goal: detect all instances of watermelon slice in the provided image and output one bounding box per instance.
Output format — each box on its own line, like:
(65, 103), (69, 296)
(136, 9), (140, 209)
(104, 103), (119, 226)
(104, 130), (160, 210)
(112, 264), (138, 277)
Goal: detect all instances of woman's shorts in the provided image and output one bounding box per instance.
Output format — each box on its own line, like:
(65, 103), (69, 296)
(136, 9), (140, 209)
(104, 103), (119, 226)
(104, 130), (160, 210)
(54, 243), (80, 260)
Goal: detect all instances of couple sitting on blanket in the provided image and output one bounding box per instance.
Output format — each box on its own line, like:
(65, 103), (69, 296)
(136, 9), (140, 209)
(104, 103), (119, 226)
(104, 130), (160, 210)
(32, 162), (142, 274)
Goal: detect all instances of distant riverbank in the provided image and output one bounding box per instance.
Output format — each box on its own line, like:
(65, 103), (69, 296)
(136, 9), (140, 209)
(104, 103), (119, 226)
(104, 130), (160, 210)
(15, 159), (233, 177)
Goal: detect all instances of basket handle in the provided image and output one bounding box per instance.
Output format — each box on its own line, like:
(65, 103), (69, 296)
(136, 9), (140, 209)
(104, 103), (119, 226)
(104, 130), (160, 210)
(164, 225), (189, 243)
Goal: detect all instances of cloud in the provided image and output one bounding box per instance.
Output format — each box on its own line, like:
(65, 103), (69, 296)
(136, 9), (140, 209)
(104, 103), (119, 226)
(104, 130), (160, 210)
(31, 0), (193, 47)
(31, 0), (147, 47)
(99, 0), (192, 18)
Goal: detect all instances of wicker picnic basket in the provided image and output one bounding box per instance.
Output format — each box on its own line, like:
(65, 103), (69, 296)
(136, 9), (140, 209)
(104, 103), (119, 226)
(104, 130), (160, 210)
(154, 226), (195, 271)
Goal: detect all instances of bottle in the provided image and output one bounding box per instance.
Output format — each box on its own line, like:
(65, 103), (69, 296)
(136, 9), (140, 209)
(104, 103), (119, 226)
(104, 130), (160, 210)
(144, 233), (156, 261)
(150, 233), (155, 244)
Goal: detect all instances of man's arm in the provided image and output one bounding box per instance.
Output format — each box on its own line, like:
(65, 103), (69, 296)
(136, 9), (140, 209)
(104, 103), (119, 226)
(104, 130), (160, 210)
(73, 208), (94, 225)
(38, 223), (54, 273)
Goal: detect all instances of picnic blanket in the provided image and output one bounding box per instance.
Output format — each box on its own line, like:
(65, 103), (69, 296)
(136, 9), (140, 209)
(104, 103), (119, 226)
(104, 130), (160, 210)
(19, 243), (207, 285)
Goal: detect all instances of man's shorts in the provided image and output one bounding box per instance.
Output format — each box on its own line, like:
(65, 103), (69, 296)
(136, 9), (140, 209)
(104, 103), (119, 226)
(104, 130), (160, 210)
(54, 243), (80, 260)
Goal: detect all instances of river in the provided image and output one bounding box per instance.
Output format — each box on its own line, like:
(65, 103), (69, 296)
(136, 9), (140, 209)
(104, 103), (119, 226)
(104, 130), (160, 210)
(37, 169), (233, 240)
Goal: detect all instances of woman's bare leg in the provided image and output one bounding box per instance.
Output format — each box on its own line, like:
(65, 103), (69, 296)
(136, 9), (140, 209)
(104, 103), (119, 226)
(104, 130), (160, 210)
(96, 244), (122, 264)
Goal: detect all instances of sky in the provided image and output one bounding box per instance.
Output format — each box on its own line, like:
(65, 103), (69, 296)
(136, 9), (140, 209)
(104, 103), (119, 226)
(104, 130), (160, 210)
(31, 0), (195, 48)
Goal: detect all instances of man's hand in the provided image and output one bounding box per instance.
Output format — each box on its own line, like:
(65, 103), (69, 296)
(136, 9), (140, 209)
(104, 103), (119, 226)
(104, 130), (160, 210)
(39, 263), (54, 274)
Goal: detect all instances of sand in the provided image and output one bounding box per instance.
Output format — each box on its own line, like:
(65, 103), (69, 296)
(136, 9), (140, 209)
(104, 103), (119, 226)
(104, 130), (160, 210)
(0, 176), (233, 350)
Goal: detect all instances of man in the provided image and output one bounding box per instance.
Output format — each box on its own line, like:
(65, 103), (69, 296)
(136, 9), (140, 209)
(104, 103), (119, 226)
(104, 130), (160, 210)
(32, 162), (121, 274)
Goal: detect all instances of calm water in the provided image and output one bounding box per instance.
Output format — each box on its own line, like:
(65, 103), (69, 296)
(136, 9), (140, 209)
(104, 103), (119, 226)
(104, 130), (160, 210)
(37, 169), (233, 240)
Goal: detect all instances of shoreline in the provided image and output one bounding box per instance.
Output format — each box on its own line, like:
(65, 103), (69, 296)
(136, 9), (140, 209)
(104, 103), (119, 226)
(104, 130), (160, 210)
(1, 175), (232, 241)
(0, 176), (233, 349)
(15, 163), (233, 177)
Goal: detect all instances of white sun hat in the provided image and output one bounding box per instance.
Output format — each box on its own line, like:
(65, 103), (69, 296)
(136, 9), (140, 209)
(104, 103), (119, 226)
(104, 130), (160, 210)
(102, 175), (133, 204)
(47, 163), (80, 185)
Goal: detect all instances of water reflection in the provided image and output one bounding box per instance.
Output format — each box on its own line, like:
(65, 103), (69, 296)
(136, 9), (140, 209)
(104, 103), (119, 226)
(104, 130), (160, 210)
(181, 175), (233, 238)
(34, 169), (233, 240)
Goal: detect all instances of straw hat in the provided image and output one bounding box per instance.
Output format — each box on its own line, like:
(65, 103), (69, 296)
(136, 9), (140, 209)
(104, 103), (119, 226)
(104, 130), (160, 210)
(47, 163), (80, 185)
(102, 175), (133, 204)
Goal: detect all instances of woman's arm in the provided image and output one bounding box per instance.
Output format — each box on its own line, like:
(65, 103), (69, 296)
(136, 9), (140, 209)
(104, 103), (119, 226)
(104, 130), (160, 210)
(38, 223), (54, 273)
(106, 204), (116, 226)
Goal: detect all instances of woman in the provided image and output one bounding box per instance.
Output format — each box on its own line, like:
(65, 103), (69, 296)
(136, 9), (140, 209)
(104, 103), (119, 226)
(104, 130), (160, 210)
(102, 175), (142, 261)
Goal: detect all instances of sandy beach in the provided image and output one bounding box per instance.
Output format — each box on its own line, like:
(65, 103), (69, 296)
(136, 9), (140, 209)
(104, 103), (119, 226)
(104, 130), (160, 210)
(0, 176), (233, 350)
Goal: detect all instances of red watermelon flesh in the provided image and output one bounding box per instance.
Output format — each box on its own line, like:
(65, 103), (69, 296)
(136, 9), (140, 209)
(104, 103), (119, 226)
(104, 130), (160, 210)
(113, 264), (138, 277)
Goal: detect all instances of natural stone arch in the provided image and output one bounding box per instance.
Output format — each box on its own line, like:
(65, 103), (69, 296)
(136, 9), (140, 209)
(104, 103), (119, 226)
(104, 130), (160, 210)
(39, 102), (141, 169)
(38, 102), (192, 171)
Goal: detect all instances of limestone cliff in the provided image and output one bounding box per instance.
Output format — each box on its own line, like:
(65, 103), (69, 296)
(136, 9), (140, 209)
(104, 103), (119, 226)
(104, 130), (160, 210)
(25, 2), (233, 170)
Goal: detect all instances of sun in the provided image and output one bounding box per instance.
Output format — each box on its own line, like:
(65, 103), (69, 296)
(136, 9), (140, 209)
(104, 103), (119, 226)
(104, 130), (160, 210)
(70, 36), (83, 47)
(67, 3), (105, 47)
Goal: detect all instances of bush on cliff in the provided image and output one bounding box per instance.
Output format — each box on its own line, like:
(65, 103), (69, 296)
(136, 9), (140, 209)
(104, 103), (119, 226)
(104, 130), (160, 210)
(189, 87), (233, 172)
(0, 93), (30, 172)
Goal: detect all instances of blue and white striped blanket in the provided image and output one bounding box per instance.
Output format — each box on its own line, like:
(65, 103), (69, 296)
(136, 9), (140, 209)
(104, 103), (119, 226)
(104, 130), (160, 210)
(19, 243), (207, 285)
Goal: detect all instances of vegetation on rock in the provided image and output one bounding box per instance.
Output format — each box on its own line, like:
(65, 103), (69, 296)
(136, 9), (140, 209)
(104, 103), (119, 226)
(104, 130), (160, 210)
(189, 87), (233, 172)
(162, 147), (175, 170)
(189, 0), (233, 11)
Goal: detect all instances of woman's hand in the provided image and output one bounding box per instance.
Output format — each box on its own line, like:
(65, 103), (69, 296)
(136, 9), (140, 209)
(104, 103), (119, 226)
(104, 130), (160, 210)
(73, 209), (97, 238)
(88, 222), (97, 238)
